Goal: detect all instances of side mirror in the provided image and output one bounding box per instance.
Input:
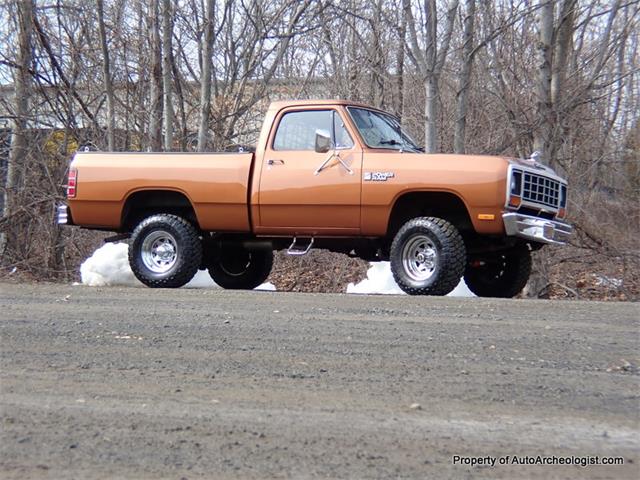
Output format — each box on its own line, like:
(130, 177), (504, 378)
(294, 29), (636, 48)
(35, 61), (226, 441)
(314, 130), (332, 153)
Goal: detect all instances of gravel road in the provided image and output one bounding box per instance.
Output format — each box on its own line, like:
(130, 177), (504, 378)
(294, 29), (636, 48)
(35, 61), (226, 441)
(1, 282), (638, 479)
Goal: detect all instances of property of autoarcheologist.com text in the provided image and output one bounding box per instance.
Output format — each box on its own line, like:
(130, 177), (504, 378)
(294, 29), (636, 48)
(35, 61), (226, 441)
(452, 455), (625, 468)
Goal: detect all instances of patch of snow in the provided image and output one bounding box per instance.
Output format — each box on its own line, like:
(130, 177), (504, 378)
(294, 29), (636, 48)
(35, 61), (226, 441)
(448, 278), (475, 297)
(346, 261), (475, 297)
(183, 270), (217, 289)
(346, 262), (404, 295)
(80, 243), (139, 287)
(80, 243), (276, 291)
(593, 274), (623, 288)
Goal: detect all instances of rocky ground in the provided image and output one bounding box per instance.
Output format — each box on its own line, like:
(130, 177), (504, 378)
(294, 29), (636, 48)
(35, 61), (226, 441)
(268, 251), (369, 293)
(1, 283), (638, 479)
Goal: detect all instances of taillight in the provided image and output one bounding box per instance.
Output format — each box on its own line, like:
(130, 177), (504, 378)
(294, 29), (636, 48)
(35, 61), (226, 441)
(67, 168), (77, 198)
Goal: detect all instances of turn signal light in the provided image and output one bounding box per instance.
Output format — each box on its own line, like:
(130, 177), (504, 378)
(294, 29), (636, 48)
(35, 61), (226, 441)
(67, 168), (77, 198)
(557, 207), (566, 219)
(508, 195), (521, 207)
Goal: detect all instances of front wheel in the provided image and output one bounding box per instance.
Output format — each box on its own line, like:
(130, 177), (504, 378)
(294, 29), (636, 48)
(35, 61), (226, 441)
(464, 247), (532, 298)
(390, 217), (466, 295)
(208, 247), (273, 290)
(129, 214), (202, 288)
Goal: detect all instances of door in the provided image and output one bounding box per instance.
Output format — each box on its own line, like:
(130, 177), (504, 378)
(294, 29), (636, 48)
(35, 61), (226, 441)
(258, 108), (362, 234)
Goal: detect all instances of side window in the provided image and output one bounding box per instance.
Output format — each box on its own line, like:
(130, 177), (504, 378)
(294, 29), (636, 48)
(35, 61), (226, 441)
(333, 112), (354, 149)
(273, 110), (332, 150)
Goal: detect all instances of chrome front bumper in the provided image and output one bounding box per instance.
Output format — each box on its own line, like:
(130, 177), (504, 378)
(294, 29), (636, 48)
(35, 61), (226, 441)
(56, 204), (71, 225)
(503, 213), (572, 245)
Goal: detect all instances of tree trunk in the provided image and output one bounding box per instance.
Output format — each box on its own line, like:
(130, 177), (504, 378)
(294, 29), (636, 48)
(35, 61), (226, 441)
(148, 0), (163, 151)
(454, 0), (475, 154)
(395, 1), (406, 118)
(404, 0), (458, 152)
(424, 76), (439, 153)
(170, 49), (188, 151)
(97, 0), (115, 151)
(161, 0), (174, 151)
(369, 0), (384, 108)
(423, 0), (437, 152)
(197, 0), (214, 152)
(548, 0), (577, 167)
(3, 0), (33, 235)
(533, 0), (554, 164)
(348, 0), (358, 99)
(50, 128), (70, 277)
(550, 0), (576, 106)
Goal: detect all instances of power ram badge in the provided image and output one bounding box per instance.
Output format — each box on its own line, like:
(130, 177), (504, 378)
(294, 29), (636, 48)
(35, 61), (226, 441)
(364, 172), (395, 181)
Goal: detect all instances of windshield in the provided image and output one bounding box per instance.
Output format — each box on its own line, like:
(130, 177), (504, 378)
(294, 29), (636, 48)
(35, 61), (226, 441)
(347, 107), (421, 152)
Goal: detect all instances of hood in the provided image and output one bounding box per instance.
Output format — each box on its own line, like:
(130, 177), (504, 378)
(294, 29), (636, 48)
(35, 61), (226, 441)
(508, 157), (561, 178)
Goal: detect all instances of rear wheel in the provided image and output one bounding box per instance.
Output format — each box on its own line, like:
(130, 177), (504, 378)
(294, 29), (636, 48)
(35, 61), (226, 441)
(129, 214), (202, 288)
(464, 246), (532, 298)
(208, 246), (273, 290)
(390, 217), (466, 295)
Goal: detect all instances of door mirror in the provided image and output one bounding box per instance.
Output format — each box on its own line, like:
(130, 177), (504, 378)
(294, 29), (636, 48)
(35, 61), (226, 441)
(314, 130), (332, 153)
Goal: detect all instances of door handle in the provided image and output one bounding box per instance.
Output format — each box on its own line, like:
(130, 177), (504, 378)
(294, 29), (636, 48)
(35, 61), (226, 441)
(267, 159), (285, 166)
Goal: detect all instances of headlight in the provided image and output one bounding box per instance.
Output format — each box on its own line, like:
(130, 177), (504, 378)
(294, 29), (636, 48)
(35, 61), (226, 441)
(510, 170), (522, 195)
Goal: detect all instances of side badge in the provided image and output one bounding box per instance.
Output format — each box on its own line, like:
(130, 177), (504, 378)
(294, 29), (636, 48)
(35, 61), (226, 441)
(364, 172), (395, 182)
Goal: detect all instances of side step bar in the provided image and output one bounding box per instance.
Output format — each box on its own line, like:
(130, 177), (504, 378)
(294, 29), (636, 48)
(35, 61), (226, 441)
(287, 237), (314, 256)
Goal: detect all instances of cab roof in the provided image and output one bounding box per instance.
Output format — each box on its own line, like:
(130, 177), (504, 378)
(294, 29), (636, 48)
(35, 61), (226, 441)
(267, 99), (386, 113)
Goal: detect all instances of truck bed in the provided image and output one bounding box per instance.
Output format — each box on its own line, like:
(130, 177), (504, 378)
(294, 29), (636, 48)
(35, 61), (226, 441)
(68, 152), (254, 232)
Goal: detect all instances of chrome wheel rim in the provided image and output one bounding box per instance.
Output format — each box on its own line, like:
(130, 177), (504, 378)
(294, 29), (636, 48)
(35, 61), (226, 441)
(141, 230), (178, 273)
(401, 234), (438, 282)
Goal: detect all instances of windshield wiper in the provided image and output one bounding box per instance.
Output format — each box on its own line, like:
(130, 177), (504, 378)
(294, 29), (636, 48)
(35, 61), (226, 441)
(380, 138), (421, 152)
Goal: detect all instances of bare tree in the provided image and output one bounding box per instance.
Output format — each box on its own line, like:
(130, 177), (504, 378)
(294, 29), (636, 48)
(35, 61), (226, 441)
(97, 0), (116, 151)
(368, 0), (385, 108)
(148, 0), (163, 151)
(394, 0), (406, 117)
(550, 0), (577, 107)
(2, 0), (34, 232)
(211, 0), (312, 148)
(161, 0), (174, 151)
(533, 0), (554, 164)
(197, 0), (214, 152)
(404, 0), (459, 152)
(453, 0), (475, 154)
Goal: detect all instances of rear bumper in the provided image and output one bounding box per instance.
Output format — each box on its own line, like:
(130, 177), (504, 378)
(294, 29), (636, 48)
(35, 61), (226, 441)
(503, 213), (572, 245)
(56, 204), (72, 225)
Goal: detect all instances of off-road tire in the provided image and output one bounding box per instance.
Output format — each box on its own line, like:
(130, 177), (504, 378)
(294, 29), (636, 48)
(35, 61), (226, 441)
(208, 248), (273, 290)
(390, 217), (466, 295)
(129, 214), (202, 288)
(464, 246), (532, 298)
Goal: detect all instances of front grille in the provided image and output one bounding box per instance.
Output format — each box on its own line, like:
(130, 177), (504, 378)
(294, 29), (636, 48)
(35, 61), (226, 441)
(523, 172), (560, 209)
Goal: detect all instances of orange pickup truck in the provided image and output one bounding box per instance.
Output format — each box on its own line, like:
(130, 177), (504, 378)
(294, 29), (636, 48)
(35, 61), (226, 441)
(58, 99), (572, 297)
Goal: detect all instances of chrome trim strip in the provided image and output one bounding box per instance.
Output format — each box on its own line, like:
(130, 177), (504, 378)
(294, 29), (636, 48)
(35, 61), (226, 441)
(56, 204), (70, 225)
(503, 213), (572, 245)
